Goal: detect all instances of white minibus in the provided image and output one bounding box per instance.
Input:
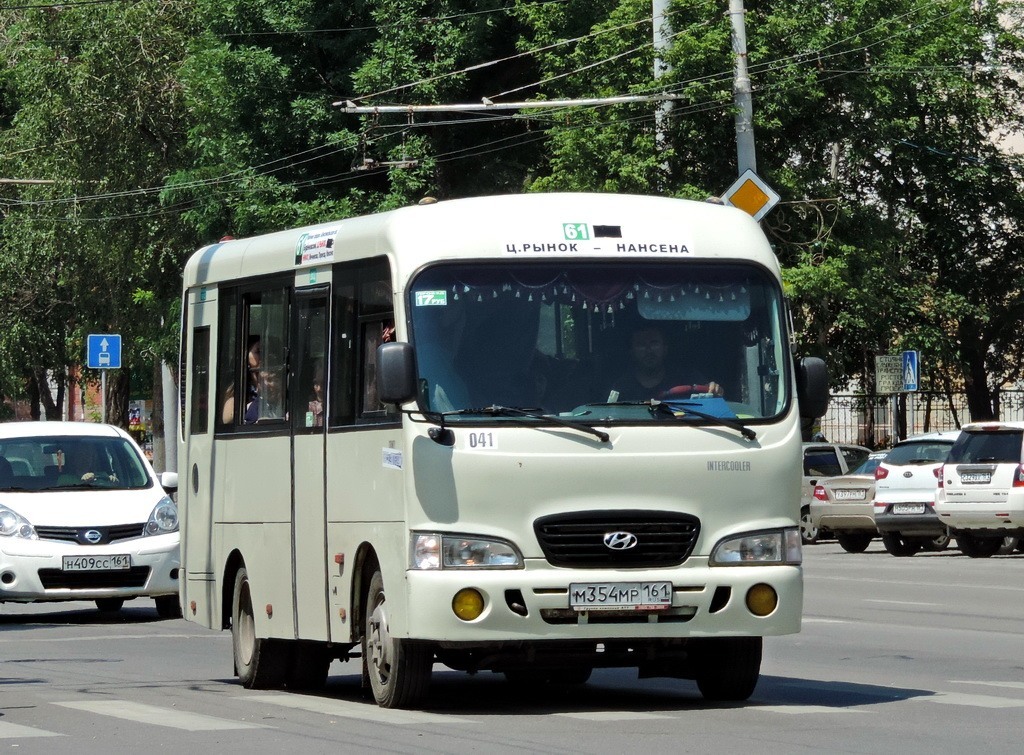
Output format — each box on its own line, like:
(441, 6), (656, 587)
(178, 192), (828, 708)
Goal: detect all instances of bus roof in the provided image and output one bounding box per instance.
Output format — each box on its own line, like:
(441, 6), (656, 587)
(182, 192), (779, 289)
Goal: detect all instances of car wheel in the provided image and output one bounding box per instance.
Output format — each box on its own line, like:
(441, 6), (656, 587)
(836, 532), (873, 553)
(997, 536), (1019, 555)
(155, 594), (183, 619)
(956, 533), (1002, 558)
(922, 533), (951, 552)
(693, 637), (762, 702)
(881, 533), (921, 557)
(799, 506), (819, 545)
(95, 598), (124, 612)
(231, 567), (290, 688)
(364, 568), (433, 708)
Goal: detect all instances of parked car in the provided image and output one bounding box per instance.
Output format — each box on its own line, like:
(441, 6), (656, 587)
(800, 442), (872, 544)
(935, 421), (1024, 558)
(873, 430), (960, 556)
(0, 421), (180, 616)
(809, 450), (888, 553)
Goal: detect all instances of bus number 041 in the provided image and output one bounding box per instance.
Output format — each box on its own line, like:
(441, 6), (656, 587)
(467, 432), (496, 449)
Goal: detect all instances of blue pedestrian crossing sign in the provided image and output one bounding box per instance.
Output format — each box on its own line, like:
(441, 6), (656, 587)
(87, 334), (122, 370)
(902, 350), (919, 392)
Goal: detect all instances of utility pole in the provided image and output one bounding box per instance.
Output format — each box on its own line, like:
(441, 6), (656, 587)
(653, 0), (672, 183)
(729, 0), (757, 176)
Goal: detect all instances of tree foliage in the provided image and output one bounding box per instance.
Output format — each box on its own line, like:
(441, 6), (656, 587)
(2, 0), (1024, 424)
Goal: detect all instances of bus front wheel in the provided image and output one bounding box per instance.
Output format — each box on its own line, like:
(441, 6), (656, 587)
(363, 568), (433, 708)
(231, 567), (289, 689)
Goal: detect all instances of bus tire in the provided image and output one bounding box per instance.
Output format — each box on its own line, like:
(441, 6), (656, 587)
(693, 637), (762, 702)
(363, 569), (432, 708)
(232, 567), (290, 689)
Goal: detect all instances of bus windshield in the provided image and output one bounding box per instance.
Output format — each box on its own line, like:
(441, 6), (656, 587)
(409, 261), (789, 423)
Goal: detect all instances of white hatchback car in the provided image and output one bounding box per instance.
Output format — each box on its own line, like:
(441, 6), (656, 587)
(936, 421), (1024, 558)
(0, 421), (181, 616)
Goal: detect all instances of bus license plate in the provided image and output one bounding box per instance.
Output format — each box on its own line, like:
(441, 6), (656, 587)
(892, 503), (925, 515)
(62, 554), (131, 571)
(569, 582), (672, 611)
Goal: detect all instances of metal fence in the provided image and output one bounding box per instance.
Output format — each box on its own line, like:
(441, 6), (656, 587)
(818, 391), (1024, 448)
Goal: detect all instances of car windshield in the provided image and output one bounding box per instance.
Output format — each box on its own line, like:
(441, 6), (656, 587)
(885, 440), (953, 466)
(947, 430), (1023, 464)
(408, 261), (789, 425)
(0, 435), (152, 492)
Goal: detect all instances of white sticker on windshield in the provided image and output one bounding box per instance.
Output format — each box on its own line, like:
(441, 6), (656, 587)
(465, 432), (498, 451)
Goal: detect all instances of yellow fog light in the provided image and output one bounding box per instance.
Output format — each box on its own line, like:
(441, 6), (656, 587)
(452, 588), (485, 621)
(745, 583), (777, 617)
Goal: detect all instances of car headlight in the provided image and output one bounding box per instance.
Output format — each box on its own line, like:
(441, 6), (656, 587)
(710, 528), (802, 566)
(0, 505), (37, 539)
(411, 532), (523, 569)
(145, 496), (179, 536)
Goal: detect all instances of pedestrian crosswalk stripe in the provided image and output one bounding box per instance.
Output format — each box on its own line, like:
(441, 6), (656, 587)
(923, 693), (1024, 709)
(241, 694), (475, 725)
(54, 701), (268, 730)
(0, 721), (62, 739)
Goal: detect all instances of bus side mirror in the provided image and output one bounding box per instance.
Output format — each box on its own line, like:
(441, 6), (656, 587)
(377, 342), (418, 405)
(796, 356), (829, 419)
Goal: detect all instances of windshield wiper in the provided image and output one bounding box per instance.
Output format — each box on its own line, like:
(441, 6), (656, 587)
(431, 405), (610, 443)
(592, 399), (757, 441)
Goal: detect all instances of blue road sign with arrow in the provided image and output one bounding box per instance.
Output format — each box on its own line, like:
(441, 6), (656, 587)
(87, 334), (121, 369)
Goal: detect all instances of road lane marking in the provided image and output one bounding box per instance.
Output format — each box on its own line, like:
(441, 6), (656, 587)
(240, 694), (474, 725)
(0, 721), (62, 739)
(754, 705), (865, 715)
(922, 693), (1024, 708)
(864, 599), (940, 607)
(54, 700), (268, 730)
(952, 680), (1024, 691)
(802, 618), (848, 624)
(557, 711), (673, 721)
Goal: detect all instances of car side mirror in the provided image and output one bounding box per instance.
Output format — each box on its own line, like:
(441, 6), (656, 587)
(796, 357), (829, 419)
(377, 342), (418, 405)
(159, 471), (178, 493)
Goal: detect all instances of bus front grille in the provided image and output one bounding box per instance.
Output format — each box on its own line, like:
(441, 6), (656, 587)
(534, 511), (700, 568)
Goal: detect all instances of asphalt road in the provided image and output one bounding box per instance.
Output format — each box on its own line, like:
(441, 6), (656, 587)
(2, 541), (1023, 753)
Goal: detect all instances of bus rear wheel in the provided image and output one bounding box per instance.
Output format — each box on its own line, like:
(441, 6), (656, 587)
(232, 567), (290, 688)
(363, 569), (433, 709)
(693, 637), (762, 701)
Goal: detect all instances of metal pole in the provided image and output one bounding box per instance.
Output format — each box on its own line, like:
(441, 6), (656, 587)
(729, 0), (757, 175)
(101, 370), (107, 424)
(653, 0), (672, 182)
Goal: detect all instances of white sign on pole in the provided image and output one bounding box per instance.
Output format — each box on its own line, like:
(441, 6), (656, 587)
(875, 355), (903, 394)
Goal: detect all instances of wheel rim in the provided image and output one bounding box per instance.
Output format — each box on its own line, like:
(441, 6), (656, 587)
(800, 510), (817, 541)
(237, 579), (256, 667)
(367, 592), (392, 687)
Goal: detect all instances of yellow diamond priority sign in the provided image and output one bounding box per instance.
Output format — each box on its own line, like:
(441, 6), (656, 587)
(722, 169), (780, 222)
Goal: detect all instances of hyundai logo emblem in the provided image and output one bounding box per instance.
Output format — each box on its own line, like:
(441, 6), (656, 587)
(603, 531), (638, 550)
(84, 529), (102, 544)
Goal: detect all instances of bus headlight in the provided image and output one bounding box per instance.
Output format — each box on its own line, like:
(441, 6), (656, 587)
(411, 533), (523, 569)
(710, 528), (802, 565)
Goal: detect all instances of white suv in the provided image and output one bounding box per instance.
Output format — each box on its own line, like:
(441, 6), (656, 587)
(936, 421), (1024, 558)
(873, 430), (960, 556)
